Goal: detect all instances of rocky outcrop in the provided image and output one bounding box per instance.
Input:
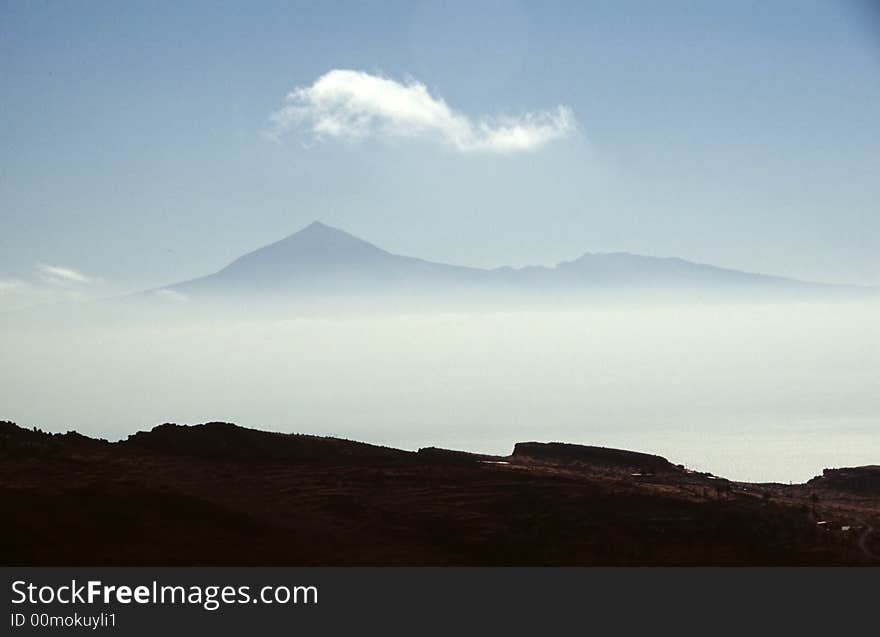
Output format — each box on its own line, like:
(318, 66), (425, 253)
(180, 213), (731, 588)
(122, 421), (411, 465)
(808, 466), (880, 495)
(512, 441), (678, 473)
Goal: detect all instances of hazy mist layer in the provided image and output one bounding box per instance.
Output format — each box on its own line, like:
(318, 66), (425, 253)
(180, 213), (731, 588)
(2, 300), (877, 483)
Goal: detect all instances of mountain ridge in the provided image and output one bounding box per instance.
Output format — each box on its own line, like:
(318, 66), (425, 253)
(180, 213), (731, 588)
(2, 419), (878, 565)
(143, 220), (871, 303)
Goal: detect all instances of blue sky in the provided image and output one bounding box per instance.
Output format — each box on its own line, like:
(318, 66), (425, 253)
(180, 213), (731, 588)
(2, 0), (879, 306)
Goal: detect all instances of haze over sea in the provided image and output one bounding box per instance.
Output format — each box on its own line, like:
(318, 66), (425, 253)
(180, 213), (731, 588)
(3, 299), (876, 483)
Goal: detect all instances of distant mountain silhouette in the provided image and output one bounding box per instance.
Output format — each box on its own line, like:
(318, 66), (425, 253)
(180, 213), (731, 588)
(147, 220), (868, 304)
(165, 221), (490, 298)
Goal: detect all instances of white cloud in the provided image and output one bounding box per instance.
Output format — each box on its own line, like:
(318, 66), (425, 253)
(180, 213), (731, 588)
(36, 264), (93, 286)
(266, 69), (577, 154)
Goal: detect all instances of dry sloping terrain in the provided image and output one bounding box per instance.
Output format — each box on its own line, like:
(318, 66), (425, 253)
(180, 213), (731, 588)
(1, 421), (877, 565)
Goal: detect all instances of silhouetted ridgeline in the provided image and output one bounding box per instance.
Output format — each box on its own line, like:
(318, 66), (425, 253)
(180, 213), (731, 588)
(0, 420), (108, 456)
(808, 466), (880, 495)
(416, 446), (505, 464)
(1, 420), (878, 565)
(512, 441), (679, 473)
(136, 221), (875, 307)
(124, 422), (410, 465)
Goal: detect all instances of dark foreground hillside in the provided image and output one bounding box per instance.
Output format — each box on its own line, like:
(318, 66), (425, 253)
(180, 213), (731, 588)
(1, 421), (877, 565)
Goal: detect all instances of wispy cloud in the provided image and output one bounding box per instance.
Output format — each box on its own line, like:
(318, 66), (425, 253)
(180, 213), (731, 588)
(0, 278), (25, 292)
(0, 278), (70, 311)
(266, 69), (577, 154)
(153, 288), (188, 303)
(0, 265), (110, 312)
(36, 264), (93, 286)
(0, 266), (113, 312)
